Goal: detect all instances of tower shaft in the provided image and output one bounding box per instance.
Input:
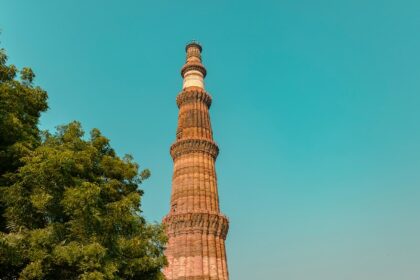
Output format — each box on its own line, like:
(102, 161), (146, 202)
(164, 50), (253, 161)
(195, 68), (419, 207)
(163, 42), (229, 280)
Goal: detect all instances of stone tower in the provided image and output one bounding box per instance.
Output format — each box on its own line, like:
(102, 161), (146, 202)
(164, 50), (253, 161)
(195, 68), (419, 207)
(162, 42), (229, 280)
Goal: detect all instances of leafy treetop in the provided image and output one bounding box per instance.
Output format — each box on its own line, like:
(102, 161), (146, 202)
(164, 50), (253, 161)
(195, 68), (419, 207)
(1, 122), (166, 280)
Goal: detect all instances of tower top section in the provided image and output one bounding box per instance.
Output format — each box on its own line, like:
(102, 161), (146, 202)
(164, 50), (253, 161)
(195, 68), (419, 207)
(185, 40), (202, 52)
(181, 41), (207, 88)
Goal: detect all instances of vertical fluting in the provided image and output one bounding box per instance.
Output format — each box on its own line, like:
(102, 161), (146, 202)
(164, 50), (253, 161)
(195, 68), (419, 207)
(163, 42), (229, 280)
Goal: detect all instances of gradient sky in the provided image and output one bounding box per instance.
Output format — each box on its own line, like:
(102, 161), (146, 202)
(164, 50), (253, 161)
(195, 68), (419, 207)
(1, 1), (420, 279)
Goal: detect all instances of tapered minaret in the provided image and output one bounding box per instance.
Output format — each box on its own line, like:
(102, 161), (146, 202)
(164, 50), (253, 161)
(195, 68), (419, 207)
(162, 42), (229, 280)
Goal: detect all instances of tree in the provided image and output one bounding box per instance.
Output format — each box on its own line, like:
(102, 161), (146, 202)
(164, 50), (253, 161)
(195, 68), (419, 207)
(0, 46), (48, 231)
(0, 42), (167, 279)
(1, 122), (167, 279)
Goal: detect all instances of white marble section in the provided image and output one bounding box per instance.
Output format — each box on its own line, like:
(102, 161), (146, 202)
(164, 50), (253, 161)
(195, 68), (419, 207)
(183, 70), (204, 89)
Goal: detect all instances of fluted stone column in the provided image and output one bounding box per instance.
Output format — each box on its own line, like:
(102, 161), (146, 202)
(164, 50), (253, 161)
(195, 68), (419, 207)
(163, 42), (229, 280)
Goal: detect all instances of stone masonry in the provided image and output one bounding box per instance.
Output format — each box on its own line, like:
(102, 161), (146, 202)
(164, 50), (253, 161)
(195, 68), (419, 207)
(162, 42), (229, 280)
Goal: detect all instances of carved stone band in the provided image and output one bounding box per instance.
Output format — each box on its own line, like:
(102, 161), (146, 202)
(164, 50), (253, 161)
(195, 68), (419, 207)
(170, 139), (219, 160)
(163, 212), (229, 239)
(181, 62), (207, 78)
(176, 87), (212, 108)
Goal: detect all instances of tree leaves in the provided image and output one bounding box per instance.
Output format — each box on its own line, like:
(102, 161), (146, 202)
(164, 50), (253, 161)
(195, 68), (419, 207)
(0, 44), (166, 279)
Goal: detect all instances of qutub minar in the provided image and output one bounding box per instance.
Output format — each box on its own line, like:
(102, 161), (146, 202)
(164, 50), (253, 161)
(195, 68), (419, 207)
(162, 42), (230, 280)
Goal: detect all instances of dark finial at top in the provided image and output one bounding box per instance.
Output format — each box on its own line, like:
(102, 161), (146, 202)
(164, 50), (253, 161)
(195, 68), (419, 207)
(185, 40), (202, 52)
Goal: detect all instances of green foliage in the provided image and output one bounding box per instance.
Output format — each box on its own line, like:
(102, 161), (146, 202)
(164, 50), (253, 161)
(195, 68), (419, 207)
(0, 47), (48, 231)
(0, 48), (48, 174)
(0, 43), (167, 279)
(1, 122), (167, 279)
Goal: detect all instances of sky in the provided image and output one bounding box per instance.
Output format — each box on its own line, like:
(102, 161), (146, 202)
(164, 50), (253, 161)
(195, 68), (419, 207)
(1, 1), (420, 279)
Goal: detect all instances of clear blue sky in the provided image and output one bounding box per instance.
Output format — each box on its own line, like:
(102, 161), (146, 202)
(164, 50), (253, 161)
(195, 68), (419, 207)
(2, 1), (420, 279)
